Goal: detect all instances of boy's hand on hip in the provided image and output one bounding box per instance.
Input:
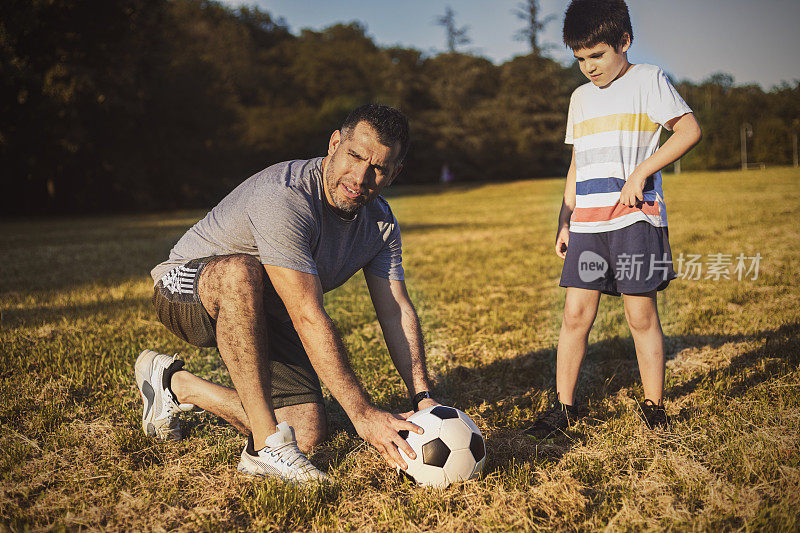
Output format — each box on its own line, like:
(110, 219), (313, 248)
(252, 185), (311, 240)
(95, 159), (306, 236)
(619, 173), (647, 208)
(555, 226), (570, 259)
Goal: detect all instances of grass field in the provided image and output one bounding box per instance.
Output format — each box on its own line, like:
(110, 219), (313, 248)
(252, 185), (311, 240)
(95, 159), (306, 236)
(2, 167), (799, 531)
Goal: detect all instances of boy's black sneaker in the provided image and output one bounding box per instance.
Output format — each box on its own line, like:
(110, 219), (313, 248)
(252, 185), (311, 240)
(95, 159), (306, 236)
(638, 399), (669, 430)
(523, 401), (578, 440)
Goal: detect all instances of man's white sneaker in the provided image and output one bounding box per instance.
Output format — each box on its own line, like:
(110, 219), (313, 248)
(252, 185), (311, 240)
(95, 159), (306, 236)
(237, 421), (329, 484)
(134, 349), (197, 440)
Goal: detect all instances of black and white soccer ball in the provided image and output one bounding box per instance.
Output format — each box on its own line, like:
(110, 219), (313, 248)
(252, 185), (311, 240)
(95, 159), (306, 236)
(398, 405), (486, 488)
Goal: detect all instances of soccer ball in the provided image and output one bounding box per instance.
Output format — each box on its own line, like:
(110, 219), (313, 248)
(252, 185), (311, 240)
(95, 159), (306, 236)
(398, 405), (486, 488)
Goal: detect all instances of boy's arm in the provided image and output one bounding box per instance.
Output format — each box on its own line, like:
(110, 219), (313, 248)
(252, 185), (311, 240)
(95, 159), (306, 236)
(556, 147), (577, 259)
(620, 113), (702, 207)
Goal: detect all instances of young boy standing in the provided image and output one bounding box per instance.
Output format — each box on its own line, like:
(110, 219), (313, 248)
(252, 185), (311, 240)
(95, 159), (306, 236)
(525, 0), (702, 438)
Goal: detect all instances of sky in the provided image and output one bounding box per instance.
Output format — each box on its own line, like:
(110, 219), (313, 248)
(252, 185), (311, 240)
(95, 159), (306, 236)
(218, 0), (800, 90)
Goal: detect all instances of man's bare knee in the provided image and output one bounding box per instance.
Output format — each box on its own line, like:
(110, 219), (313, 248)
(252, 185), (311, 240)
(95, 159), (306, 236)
(218, 254), (263, 285)
(199, 254), (264, 318)
(274, 402), (328, 453)
(297, 426), (328, 454)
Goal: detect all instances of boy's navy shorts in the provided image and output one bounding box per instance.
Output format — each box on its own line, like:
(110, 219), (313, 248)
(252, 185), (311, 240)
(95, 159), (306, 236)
(560, 221), (677, 296)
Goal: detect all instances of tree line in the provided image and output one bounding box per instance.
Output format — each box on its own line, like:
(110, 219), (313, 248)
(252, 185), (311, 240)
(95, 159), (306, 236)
(2, 0), (798, 214)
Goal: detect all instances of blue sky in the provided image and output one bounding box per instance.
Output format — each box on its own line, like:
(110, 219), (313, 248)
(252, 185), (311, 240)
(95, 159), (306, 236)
(219, 0), (799, 89)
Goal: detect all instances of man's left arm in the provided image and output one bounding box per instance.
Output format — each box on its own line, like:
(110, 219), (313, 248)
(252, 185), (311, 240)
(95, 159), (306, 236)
(364, 271), (439, 412)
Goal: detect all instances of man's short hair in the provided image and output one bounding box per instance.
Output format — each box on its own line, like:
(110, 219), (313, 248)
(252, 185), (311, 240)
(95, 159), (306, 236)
(563, 0), (633, 51)
(341, 104), (410, 163)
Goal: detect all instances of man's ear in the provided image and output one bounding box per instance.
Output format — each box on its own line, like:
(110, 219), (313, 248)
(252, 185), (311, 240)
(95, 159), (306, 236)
(328, 130), (342, 156)
(386, 163), (404, 187)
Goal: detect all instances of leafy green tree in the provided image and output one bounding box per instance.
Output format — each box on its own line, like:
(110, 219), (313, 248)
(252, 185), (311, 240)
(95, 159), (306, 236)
(493, 54), (580, 178)
(415, 53), (499, 181)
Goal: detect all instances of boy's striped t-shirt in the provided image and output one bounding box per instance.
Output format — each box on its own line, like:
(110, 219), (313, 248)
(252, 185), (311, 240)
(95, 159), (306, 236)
(565, 64), (692, 233)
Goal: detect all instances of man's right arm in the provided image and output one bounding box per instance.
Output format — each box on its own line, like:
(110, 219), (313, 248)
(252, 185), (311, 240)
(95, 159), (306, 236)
(556, 147), (577, 259)
(263, 264), (423, 470)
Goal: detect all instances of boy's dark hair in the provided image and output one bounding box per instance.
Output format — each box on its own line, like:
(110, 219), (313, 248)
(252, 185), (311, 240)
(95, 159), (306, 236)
(341, 104), (410, 163)
(563, 0), (633, 51)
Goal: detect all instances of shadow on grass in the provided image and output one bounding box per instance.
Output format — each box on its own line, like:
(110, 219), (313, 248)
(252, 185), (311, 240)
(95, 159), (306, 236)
(415, 321), (800, 471)
(436, 321), (800, 418)
(2, 297), (154, 328)
(1, 218), (192, 295)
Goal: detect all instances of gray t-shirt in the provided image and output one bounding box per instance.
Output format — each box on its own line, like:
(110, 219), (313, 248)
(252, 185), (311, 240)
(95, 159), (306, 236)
(151, 157), (404, 293)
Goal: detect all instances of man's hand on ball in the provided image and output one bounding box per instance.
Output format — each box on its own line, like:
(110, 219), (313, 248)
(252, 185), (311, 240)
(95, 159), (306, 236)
(354, 407), (423, 470)
(399, 398), (440, 420)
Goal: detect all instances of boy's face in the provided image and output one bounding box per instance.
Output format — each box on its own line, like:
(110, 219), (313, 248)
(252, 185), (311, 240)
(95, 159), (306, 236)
(572, 34), (631, 88)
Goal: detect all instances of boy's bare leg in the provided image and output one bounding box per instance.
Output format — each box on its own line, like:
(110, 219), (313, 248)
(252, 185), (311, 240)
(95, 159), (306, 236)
(556, 287), (601, 405)
(622, 291), (664, 403)
(170, 371), (327, 452)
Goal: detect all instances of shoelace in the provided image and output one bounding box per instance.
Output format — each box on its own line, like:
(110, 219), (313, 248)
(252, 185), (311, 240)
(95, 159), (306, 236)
(270, 442), (316, 473)
(157, 356), (194, 424)
(159, 390), (181, 430)
(159, 390), (175, 419)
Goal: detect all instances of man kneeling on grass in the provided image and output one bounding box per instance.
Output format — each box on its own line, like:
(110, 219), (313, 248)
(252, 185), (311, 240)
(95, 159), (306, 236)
(136, 104), (439, 483)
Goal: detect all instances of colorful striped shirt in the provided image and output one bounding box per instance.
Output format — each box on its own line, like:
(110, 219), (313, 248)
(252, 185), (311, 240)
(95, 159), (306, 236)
(565, 64), (692, 233)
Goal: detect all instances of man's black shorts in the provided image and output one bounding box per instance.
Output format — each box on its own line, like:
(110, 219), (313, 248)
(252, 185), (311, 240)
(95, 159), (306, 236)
(152, 256), (323, 408)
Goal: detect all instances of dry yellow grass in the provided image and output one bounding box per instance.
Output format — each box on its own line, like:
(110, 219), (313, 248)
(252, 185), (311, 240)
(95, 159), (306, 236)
(1, 167), (799, 530)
